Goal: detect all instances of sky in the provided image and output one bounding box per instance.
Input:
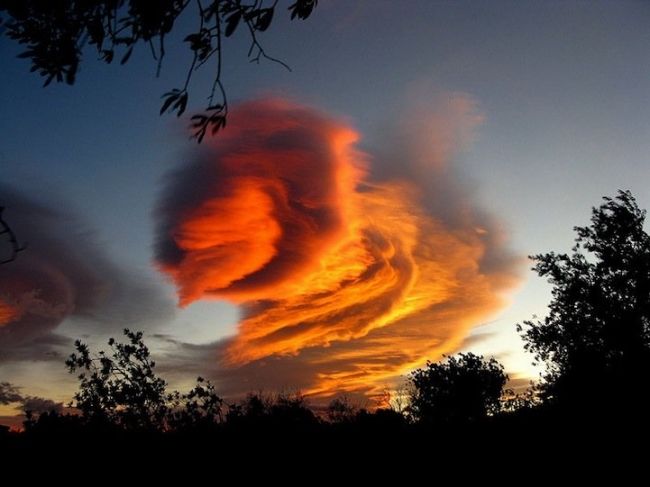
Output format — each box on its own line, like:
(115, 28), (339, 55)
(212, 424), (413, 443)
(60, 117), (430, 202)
(1, 0), (650, 419)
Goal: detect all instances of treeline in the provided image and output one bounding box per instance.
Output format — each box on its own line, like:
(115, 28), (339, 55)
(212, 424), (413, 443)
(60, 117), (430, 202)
(13, 330), (523, 435)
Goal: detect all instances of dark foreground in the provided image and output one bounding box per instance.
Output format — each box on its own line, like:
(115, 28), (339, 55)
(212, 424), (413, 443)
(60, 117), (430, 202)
(1, 407), (647, 478)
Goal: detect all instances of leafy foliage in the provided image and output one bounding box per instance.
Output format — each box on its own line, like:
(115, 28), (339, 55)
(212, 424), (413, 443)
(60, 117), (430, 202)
(518, 190), (650, 409)
(225, 391), (316, 428)
(66, 329), (170, 430)
(0, 0), (318, 140)
(408, 352), (508, 423)
(167, 377), (224, 430)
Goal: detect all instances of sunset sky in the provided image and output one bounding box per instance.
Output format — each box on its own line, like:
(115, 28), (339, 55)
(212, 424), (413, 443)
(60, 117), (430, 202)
(1, 0), (649, 418)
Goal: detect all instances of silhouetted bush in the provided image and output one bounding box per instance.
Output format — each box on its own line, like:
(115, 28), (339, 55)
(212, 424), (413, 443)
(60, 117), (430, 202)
(408, 352), (507, 424)
(65, 329), (170, 431)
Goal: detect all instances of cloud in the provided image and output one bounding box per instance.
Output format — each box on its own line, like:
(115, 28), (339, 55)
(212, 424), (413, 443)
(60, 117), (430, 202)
(0, 333), (71, 363)
(155, 99), (365, 306)
(20, 395), (63, 414)
(155, 98), (520, 398)
(0, 186), (174, 360)
(0, 382), (22, 404)
(0, 381), (62, 414)
(507, 377), (535, 393)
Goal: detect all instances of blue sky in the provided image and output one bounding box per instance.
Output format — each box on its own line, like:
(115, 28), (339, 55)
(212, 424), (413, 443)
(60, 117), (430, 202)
(1, 0), (649, 406)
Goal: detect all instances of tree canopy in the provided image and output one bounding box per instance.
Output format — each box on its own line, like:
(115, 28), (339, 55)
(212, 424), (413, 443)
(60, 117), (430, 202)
(0, 0), (318, 141)
(518, 190), (650, 412)
(408, 352), (508, 424)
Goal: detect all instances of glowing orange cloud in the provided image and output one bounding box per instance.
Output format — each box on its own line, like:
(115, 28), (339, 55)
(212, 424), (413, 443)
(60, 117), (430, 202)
(156, 98), (519, 396)
(0, 298), (20, 326)
(156, 100), (364, 307)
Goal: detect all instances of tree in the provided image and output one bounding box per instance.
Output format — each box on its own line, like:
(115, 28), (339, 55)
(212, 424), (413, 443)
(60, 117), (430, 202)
(66, 329), (228, 432)
(66, 328), (170, 430)
(225, 391), (316, 428)
(167, 376), (224, 431)
(0, 0), (318, 141)
(518, 191), (650, 412)
(408, 352), (507, 424)
(326, 396), (357, 424)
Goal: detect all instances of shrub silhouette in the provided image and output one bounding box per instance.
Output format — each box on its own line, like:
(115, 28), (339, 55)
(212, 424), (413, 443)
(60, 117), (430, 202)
(167, 377), (224, 431)
(225, 391), (317, 431)
(408, 352), (507, 424)
(66, 329), (170, 431)
(326, 396), (358, 424)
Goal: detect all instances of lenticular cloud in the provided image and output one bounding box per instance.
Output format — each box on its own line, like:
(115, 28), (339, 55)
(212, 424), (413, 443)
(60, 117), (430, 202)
(155, 98), (519, 396)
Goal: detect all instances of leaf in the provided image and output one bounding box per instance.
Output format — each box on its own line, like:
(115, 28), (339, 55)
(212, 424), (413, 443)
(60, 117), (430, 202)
(160, 92), (179, 114)
(120, 46), (134, 65)
(191, 114), (207, 127)
(87, 18), (105, 47)
(289, 0), (317, 20)
(225, 11), (242, 37)
(184, 33), (200, 44)
(173, 92), (188, 117)
(256, 8), (274, 32)
(102, 50), (114, 63)
(211, 116), (226, 134)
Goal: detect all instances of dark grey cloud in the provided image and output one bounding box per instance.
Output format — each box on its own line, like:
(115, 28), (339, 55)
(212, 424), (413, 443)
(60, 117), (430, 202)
(0, 381), (62, 413)
(21, 395), (63, 414)
(0, 333), (71, 363)
(0, 381), (22, 404)
(0, 185), (174, 360)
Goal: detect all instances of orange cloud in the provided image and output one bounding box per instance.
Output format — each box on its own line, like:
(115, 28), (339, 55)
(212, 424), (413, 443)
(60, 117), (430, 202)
(156, 100), (365, 307)
(0, 297), (20, 326)
(156, 98), (519, 397)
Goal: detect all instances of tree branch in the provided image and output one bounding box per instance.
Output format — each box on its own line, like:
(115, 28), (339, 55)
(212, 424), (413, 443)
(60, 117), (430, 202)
(0, 206), (26, 264)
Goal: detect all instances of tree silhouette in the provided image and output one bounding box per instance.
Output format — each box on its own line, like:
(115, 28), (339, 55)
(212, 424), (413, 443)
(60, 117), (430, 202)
(518, 190), (650, 413)
(167, 376), (224, 431)
(65, 328), (169, 430)
(408, 352), (507, 424)
(326, 396), (357, 424)
(224, 391), (317, 430)
(1, 0), (318, 141)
